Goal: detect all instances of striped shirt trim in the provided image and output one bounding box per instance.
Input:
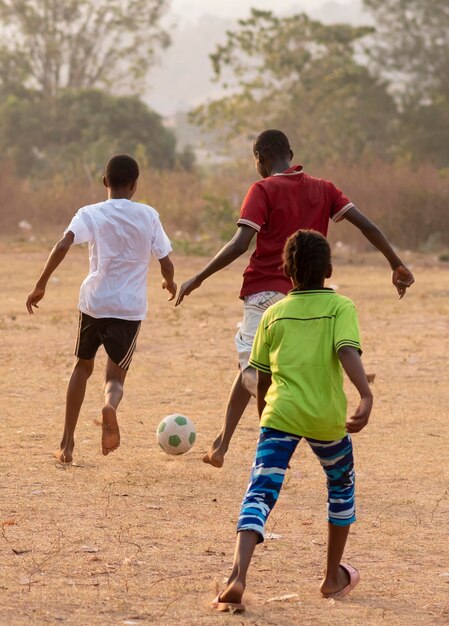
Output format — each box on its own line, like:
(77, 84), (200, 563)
(335, 340), (362, 355)
(264, 315), (336, 330)
(249, 358), (271, 373)
(332, 202), (355, 223)
(290, 289), (335, 296)
(237, 218), (261, 232)
(335, 339), (361, 349)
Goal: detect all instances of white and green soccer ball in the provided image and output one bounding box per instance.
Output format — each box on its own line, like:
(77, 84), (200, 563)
(157, 414), (196, 455)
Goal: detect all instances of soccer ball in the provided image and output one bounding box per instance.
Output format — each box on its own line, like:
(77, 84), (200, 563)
(157, 414), (196, 455)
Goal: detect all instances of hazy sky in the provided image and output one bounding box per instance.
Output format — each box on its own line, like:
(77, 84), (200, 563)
(171, 0), (356, 22)
(148, 0), (365, 115)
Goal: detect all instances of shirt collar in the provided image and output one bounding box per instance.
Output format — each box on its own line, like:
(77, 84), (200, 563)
(289, 288), (335, 295)
(273, 165), (304, 177)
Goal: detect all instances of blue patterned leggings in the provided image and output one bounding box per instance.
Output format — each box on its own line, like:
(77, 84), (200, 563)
(237, 427), (355, 543)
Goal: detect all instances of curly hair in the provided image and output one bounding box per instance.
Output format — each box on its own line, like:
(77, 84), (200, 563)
(253, 129), (291, 160)
(283, 229), (331, 289)
(105, 154), (139, 187)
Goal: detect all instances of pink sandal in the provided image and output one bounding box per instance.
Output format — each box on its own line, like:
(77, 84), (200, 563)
(322, 563), (360, 599)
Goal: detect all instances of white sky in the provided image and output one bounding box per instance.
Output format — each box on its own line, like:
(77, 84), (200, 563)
(170, 0), (356, 22)
(148, 0), (365, 115)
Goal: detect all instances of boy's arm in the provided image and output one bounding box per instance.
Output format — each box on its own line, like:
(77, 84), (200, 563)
(342, 206), (414, 298)
(338, 345), (373, 433)
(175, 225), (256, 306)
(158, 255), (177, 301)
(26, 231), (74, 314)
(256, 370), (272, 419)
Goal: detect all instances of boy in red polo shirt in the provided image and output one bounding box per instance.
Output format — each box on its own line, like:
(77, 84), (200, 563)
(175, 130), (414, 468)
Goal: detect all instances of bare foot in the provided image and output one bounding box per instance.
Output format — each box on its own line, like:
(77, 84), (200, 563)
(101, 404), (120, 456)
(202, 448), (225, 468)
(53, 449), (73, 464)
(320, 565), (350, 596)
(212, 580), (245, 611)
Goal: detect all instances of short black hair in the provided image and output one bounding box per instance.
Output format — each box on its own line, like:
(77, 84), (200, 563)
(105, 154), (139, 187)
(253, 129), (291, 160)
(283, 229), (331, 289)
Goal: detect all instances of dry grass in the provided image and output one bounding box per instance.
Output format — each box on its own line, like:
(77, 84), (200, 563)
(2, 161), (449, 255)
(0, 241), (448, 625)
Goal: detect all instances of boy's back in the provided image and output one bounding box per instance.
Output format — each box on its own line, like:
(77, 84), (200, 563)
(238, 167), (354, 297)
(67, 199), (171, 320)
(249, 288), (361, 441)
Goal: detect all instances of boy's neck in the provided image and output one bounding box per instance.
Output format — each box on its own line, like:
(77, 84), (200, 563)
(108, 188), (134, 200)
(268, 158), (292, 176)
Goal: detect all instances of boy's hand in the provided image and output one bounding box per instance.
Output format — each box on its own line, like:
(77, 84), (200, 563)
(162, 280), (177, 301)
(345, 396), (373, 433)
(175, 275), (202, 306)
(26, 287), (45, 314)
(392, 265), (414, 299)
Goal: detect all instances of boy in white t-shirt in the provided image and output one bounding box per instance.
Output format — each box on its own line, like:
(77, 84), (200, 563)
(26, 155), (176, 463)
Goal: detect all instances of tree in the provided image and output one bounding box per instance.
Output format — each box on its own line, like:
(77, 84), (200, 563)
(0, 0), (170, 98)
(0, 89), (177, 176)
(192, 10), (397, 164)
(364, 0), (449, 104)
(364, 0), (449, 166)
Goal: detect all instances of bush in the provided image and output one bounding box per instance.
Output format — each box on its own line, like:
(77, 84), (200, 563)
(0, 89), (178, 177)
(1, 158), (448, 256)
(320, 161), (449, 252)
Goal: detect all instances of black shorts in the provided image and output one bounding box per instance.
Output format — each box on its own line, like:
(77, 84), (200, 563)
(75, 312), (141, 370)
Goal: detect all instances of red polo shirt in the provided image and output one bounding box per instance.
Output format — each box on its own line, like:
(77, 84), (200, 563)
(238, 165), (354, 298)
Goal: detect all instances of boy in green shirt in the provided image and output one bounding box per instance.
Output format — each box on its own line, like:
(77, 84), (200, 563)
(212, 229), (372, 613)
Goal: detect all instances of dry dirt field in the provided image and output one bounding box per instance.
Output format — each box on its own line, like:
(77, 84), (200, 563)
(1, 241), (448, 626)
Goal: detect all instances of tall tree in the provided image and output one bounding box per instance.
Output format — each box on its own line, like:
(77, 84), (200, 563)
(364, 0), (449, 166)
(192, 10), (396, 164)
(364, 0), (449, 104)
(0, 0), (170, 98)
(0, 89), (177, 176)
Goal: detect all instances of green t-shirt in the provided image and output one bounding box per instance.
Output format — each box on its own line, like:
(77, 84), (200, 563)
(249, 289), (362, 441)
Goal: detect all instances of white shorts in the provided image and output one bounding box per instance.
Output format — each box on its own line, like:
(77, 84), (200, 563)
(235, 291), (285, 371)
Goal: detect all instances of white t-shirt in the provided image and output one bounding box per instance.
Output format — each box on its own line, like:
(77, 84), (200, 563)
(65, 199), (172, 320)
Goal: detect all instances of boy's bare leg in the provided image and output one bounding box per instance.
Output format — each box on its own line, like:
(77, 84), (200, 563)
(319, 523), (351, 595)
(203, 369), (253, 468)
(54, 357), (95, 463)
(218, 530), (259, 604)
(101, 358), (127, 456)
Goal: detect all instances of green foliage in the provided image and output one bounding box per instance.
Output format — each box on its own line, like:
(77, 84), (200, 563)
(193, 5), (449, 167)
(0, 88), (177, 176)
(176, 145), (196, 172)
(364, 0), (449, 167)
(397, 97), (449, 167)
(0, 1), (185, 177)
(202, 194), (239, 242)
(192, 10), (396, 163)
(171, 236), (214, 257)
(370, 183), (449, 250)
(170, 192), (240, 255)
(364, 0), (449, 104)
(0, 0), (170, 98)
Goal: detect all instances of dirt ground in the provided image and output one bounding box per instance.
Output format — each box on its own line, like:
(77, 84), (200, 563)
(0, 241), (448, 626)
